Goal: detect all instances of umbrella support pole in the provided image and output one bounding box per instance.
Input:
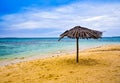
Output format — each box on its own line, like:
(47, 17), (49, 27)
(76, 38), (79, 63)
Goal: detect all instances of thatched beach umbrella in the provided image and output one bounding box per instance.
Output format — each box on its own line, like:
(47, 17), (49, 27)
(58, 26), (102, 63)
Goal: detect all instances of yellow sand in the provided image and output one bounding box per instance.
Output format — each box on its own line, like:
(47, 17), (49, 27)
(0, 44), (120, 83)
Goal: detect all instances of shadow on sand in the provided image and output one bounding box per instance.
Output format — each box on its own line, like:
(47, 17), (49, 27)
(64, 58), (100, 66)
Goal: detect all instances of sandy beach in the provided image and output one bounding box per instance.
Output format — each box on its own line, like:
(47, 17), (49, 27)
(0, 44), (120, 83)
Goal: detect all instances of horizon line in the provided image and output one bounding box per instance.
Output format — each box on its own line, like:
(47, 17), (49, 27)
(0, 36), (120, 38)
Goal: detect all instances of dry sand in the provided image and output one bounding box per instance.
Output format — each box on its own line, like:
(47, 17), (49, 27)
(0, 44), (120, 83)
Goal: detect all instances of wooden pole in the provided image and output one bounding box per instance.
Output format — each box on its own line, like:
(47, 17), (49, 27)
(76, 38), (79, 63)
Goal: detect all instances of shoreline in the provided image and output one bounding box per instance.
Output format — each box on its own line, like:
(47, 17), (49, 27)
(0, 44), (119, 67)
(0, 44), (105, 67)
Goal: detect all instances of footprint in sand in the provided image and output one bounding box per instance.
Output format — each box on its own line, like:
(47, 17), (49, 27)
(69, 71), (74, 73)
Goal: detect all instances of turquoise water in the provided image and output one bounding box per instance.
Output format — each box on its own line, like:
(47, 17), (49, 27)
(0, 37), (120, 60)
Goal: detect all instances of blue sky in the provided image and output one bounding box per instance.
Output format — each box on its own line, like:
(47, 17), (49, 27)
(0, 0), (120, 37)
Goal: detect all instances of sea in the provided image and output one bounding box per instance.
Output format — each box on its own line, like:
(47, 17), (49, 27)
(0, 37), (120, 61)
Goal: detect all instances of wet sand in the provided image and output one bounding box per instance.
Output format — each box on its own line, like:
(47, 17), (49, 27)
(0, 44), (120, 83)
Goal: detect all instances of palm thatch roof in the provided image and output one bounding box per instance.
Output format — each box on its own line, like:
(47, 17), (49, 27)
(58, 26), (102, 41)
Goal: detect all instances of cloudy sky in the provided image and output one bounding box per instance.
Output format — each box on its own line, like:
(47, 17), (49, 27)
(0, 0), (120, 37)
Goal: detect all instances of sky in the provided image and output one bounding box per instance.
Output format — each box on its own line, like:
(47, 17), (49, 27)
(0, 0), (120, 37)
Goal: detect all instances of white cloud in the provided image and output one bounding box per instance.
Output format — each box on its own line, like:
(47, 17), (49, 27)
(1, 2), (120, 36)
(82, 16), (107, 21)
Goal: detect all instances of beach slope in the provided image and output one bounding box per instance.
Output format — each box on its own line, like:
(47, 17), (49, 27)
(0, 45), (120, 83)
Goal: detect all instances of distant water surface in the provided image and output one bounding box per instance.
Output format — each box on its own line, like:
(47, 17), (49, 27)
(0, 37), (120, 60)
